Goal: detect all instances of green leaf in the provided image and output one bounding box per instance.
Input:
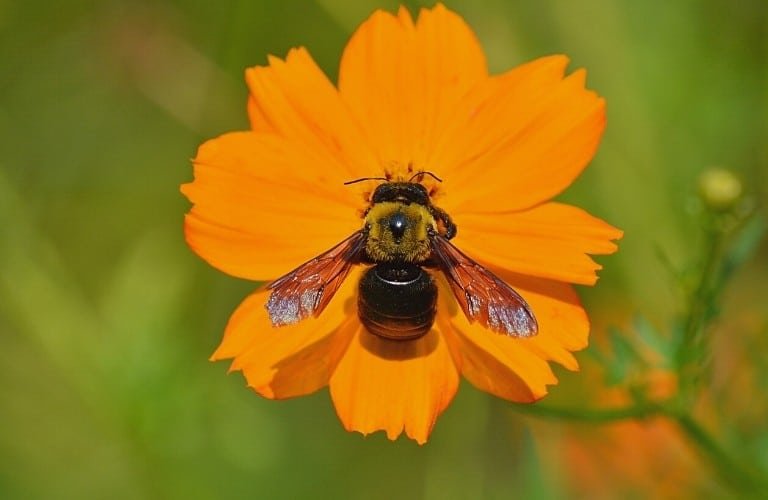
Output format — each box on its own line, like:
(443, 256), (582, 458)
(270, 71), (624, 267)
(632, 314), (674, 365)
(604, 326), (647, 386)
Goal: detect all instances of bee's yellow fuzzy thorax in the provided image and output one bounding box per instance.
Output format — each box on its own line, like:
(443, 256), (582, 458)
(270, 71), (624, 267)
(364, 202), (435, 263)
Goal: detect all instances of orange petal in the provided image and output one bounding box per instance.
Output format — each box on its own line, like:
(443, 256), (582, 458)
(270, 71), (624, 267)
(338, 4), (487, 175)
(437, 66), (605, 213)
(441, 312), (558, 403)
(245, 47), (379, 178)
(495, 272), (590, 371)
(329, 323), (460, 444)
(454, 202), (623, 285)
(181, 131), (362, 280)
(440, 269), (590, 402)
(429, 54), (567, 176)
(213, 268), (360, 399)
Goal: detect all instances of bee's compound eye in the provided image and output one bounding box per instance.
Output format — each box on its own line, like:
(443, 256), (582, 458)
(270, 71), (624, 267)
(388, 213), (407, 239)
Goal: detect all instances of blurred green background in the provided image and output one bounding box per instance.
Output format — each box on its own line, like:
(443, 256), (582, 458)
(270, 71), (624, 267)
(1, 0), (766, 498)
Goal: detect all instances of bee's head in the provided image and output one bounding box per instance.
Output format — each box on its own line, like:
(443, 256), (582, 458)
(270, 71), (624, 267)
(371, 182), (430, 205)
(364, 201), (434, 263)
(344, 172), (441, 206)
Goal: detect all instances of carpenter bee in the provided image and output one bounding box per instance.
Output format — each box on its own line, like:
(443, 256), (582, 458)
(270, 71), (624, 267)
(265, 173), (538, 340)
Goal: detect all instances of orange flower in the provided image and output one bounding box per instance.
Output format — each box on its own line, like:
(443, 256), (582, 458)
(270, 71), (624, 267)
(182, 4), (622, 444)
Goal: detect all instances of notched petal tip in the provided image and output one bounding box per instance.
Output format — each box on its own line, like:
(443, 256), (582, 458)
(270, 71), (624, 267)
(363, 6), (403, 25)
(329, 327), (458, 445)
(179, 181), (193, 199)
(397, 5), (414, 25)
(209, 350), (226, 363)
(342, 415), (433, 445)
(243, 46), (306, 72)
(608, 226), (625, 242)
(530, 385), (552, 403)
(344, 425), (418, 445)
(547, 53), (571, 66)
(247, 382), (279, 400)
(569, 67), (587, 86)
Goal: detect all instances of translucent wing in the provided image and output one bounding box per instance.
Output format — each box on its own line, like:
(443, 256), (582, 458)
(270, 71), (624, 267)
(431, 234), (538, 337)
(266, 231), (366, 326)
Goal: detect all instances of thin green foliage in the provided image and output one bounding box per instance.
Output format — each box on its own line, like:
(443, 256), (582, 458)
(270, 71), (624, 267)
(514, 175), (767, 495)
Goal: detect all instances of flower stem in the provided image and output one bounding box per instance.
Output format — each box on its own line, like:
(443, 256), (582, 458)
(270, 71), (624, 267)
(672, 412), (767, 494)
(676, 222), (723, 402)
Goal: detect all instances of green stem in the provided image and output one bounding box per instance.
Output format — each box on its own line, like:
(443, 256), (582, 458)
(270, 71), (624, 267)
(676, 225), (723, 394)
(673, 413), (767, 494)
(515, 212), (765, 495)
(669, 218), (768, 493)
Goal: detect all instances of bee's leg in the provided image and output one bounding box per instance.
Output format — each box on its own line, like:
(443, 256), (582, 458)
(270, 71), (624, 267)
(429, 206), (457, 239)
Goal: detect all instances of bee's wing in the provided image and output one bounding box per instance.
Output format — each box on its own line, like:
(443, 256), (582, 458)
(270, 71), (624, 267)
(430, 234), (538, 337)
(266, 231), (366, 326)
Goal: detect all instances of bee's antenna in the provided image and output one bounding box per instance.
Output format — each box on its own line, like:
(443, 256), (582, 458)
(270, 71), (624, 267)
(409, 171), (443, 183)
(343, 176), (389, 186)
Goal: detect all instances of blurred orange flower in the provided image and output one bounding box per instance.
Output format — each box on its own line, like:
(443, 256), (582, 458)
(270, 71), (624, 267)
(551, 418), (707, 497)
(182, 4), (622, 443)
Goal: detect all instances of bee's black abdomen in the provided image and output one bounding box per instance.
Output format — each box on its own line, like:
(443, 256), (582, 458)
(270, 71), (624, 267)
(358, 263), (437, 340)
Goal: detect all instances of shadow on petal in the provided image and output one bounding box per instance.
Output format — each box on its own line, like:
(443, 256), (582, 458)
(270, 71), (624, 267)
(439, 316), (545, 403)
(262, 317), (359, 399)
(359, 327), (439, 360)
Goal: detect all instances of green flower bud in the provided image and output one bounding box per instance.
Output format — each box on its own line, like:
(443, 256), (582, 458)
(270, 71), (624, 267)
(698, 167), (742, 211)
